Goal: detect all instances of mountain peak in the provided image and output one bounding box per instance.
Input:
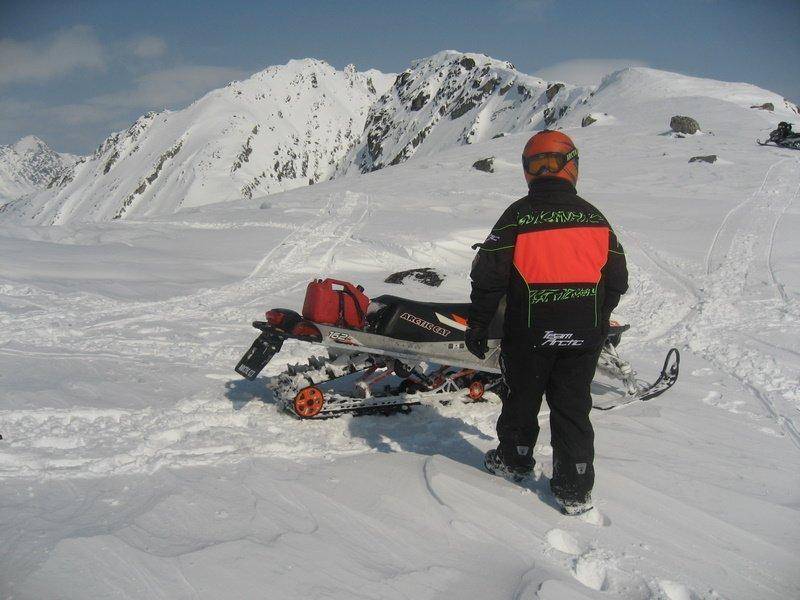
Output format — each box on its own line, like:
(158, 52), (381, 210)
(12, 135), (49, 155)
(340, 50), (585, 174)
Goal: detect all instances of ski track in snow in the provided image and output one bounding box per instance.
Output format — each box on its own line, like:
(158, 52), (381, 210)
(0, 191), (377, 479)
(623, 157), (800, 449)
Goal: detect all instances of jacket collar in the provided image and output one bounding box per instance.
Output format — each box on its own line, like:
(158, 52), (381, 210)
(527, 177), (576, 197)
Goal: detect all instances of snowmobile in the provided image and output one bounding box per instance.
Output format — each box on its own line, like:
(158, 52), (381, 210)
(234, 278), (680, 419)
(757, 121), (800, 150)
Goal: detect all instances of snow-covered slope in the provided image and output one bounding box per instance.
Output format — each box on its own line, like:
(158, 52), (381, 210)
(340, 50), (589, 174)
(0, 136), (76, 201)
(2, 63), (800, 599)
(3, 60), (392, 224)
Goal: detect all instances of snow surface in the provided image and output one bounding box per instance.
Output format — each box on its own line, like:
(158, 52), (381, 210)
(2, 65), (800, 599)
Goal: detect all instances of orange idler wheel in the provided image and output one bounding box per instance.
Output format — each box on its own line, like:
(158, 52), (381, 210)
(468, 380), (485, 401)
(293, 386), (325, 418)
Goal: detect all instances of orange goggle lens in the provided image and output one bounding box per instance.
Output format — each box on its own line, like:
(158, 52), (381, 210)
(522, 149), (578, 176)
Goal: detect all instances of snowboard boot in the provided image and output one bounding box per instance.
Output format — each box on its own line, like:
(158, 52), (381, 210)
(554, 493), (593, 516)
(484, 448), (533, 483)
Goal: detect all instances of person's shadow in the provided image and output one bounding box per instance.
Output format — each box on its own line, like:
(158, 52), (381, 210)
(345, 399), (562, 511)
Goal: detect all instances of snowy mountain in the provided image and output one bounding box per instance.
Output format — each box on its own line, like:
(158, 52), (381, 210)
(2, 56), (800, 598)
(0, 136), (77, 201)
(3, 60), (392, 224)
(340, 50), (589, 174)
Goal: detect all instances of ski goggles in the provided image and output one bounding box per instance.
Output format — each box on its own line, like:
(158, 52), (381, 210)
(522, 148), (578, 176)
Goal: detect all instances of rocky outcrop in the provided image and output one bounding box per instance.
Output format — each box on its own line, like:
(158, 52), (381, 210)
(472, 157), (495, 173)
(581, 115), (597, 127)
(670, 115), (700, 135)
(689, 154), (717, 164)
(340, 51), (589, 175)
(750, 103), (774, 111)
(385, 267), (445, 287)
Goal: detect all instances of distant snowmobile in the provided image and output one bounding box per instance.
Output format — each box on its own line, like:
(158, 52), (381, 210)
(234, 278), (680, 418)
(757, 121), (800, 150)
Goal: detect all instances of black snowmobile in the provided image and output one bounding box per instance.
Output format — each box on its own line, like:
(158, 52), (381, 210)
(757, 121), (800, 150)
(234, 279), (680, 419)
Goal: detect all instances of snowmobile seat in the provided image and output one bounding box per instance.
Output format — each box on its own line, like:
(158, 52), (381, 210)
(367, 294), (504, 342)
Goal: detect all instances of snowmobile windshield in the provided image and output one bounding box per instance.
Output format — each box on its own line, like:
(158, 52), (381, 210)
(523, 149), (578, 177)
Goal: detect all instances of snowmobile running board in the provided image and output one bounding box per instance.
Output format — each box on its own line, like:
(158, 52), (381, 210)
(235, 305), (681, 419)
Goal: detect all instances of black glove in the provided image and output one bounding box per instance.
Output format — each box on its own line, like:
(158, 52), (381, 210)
(600, 312), (612, 340)
(465, 327), (488, 360)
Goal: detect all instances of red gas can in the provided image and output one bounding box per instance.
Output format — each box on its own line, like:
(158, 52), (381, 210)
(302, 279), (370, 329)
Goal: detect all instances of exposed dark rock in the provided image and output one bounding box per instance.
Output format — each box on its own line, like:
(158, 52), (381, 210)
(670, 115), (700, 135)
(581, 115), (597, 127)
(114, 139), (184, 219)
(412, 125), (432, 148)
(450, 98), (478, 119)
(750, 102), (774, 111)
(411, 91), (429, 111)
(472, 157), (495, 173)
(396, 71), (412, 88)
(480, 78), (500, 94)
(459, 57), (476, 70)
(689, 154), (717, 164)
(103, 151), (119, 174)
(492, 133), (505, 139)
(546, 83), (564, 102)
(231, 136), (253, 172)
(385, 267), (445, 287)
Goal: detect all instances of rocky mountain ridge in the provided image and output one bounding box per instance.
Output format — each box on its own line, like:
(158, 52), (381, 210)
(4, 59), (393, 224)
(0, 136), (76, 201)
(3, 51), (798, 224)
(339, 50), (589, 175)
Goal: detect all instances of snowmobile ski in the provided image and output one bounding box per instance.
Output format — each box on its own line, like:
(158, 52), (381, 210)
(757, 139), (800, 150)
(593, 347), (680, 410)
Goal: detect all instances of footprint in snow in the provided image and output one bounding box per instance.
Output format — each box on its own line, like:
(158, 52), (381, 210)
(578, 506), (610, 527)
(545, 528), (582, 555)
(659, 579), (699, 600)
(572, 550), (651, 596)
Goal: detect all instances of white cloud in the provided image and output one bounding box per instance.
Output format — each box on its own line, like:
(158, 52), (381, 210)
(92, 65), (246, 109)
(0, 26), (105, 85)
(0, 64), (247, 153)
(130, 35), (168, 59)
(535, 58), (650, 87)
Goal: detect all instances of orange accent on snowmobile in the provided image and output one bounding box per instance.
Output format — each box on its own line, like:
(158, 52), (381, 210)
(452, 314), (468, 326)
(513, 227), (609, 284)
(293, 386), (325, 417)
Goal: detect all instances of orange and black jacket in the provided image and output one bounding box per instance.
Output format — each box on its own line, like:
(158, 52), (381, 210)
(469, 178), (628, 349)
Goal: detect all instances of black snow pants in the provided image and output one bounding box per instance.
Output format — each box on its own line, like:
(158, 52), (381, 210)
(497, 341), (602, 503)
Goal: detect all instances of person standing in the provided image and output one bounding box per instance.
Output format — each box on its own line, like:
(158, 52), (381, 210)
(465, 130), (628, 514)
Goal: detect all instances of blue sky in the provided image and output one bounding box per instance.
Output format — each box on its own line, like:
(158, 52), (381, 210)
(1, 0), (798, 154)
